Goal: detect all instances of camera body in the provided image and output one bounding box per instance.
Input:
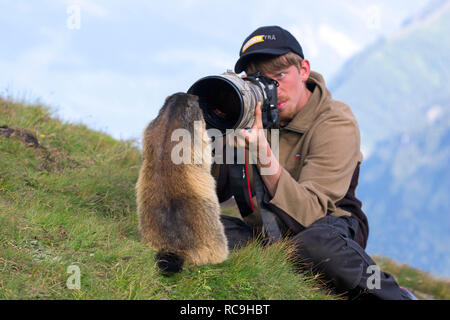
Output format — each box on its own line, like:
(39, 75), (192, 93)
(244, 72), (279, 129)
(187, 71), (279, 132)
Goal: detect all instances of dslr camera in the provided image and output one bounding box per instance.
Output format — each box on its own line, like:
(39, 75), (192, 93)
(188, 71), (279, 132)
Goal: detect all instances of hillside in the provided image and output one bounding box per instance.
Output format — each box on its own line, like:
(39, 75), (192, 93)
(0, 97), (334, 300)
(328, 0), (450, 277)
(1, 97), (449, 300)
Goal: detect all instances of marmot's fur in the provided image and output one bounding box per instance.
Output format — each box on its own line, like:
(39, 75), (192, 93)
(136, 93), (228, 273)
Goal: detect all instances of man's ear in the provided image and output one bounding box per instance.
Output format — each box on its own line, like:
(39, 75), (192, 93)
(300, 59), (310, 82)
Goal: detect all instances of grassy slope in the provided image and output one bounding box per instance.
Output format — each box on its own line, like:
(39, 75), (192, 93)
(0, 97), (448, 300)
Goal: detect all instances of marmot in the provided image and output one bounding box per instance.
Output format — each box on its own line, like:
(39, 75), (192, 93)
(136, 93), (228, 273)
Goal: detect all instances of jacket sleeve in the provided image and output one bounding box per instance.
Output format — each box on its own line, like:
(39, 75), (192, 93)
(268, 116), (361, 228)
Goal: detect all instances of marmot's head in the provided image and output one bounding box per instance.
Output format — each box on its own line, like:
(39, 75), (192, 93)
(158, 93), (212, 169)
(164, 93), (204, 130)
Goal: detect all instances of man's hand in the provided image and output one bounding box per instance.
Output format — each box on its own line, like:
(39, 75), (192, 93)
(224, 101), (282, 196)
(238, 101), (267, 150)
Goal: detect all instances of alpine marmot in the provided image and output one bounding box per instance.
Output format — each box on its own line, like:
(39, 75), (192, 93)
(136, 92), (228, 273)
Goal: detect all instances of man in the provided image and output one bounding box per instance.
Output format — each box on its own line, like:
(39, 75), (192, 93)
(213, 25), (416, 300)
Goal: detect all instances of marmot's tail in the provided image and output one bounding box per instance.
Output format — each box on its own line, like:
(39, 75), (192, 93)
(155, 251), (184, 274)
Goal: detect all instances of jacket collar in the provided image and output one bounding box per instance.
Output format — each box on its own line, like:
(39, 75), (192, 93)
(282, 71), (329, 134)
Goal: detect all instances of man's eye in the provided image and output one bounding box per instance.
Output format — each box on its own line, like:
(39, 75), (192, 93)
(277, 72), (285, 78)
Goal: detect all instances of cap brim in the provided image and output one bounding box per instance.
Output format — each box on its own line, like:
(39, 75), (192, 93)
(234, 48), (289, 73)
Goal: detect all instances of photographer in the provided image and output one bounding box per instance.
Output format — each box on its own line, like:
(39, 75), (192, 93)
(211, 26), (415, 300)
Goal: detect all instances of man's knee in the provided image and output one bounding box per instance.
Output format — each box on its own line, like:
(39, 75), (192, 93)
(291, 220), (365, 291)
(291, 222), (341, 270)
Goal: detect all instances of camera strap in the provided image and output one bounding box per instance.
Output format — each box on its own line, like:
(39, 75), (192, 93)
(227, 148), (281, 240)
(252, 164), (282, 240)
(228, 149), (254, 218)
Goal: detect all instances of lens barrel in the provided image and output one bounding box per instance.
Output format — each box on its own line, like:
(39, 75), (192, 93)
(187, 72), (264, 131)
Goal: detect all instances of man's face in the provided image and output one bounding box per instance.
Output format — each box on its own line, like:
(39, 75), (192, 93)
(264, 61), (311, 125)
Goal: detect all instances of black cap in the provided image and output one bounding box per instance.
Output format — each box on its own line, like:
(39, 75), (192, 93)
(234, 26), (304, 74)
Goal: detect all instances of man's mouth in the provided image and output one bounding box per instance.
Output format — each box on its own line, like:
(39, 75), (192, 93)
(277, 100), (287, 110)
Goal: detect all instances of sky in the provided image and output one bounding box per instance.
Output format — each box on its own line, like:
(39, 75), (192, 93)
(0, 0), (431, 141)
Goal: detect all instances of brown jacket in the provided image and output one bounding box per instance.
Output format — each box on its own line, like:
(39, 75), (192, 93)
(213, 71), (369, 247)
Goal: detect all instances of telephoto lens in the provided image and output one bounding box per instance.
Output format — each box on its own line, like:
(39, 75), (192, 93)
(187, 71), (279, 131)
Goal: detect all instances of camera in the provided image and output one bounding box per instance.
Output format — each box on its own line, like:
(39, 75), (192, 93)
(187, 71), (279, 132)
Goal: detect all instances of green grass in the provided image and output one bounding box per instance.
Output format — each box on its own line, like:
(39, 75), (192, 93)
(0, 96), (448, 300)
(0, 97), (334, 300)
(373, 255), (450, 300)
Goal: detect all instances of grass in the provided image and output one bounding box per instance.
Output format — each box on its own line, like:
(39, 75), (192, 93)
(373, 255), (450, 300)
(0, 96), (448, 300)
(0, 97), (333, 300)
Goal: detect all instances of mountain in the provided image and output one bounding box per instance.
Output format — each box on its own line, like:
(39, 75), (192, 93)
(329, 0), (450, 152)
(329, 0), (450, 277)
(360, 105), (450, 276)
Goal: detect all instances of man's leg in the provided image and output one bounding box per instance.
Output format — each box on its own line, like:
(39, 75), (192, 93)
(291, 215), (412, 300)
(220, 215), (257, 251)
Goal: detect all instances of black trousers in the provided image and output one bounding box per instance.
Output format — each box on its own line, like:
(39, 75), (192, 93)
(220, 214), (411, 300)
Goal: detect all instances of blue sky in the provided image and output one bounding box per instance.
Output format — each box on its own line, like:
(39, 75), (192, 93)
(0, 0), (430, 141)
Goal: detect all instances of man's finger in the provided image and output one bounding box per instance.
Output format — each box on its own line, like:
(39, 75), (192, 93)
(253, 102), (263, 129)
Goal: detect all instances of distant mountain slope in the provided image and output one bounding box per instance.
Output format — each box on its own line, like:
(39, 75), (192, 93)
(328, 0), (450, 277)
(329, 0), (450, 151)
(360, 105), (450, 276)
